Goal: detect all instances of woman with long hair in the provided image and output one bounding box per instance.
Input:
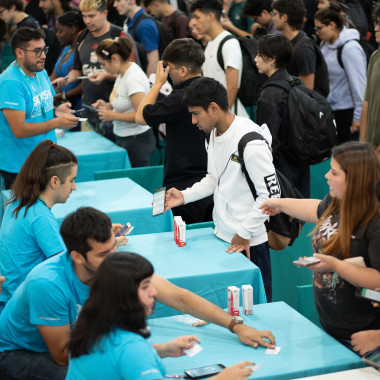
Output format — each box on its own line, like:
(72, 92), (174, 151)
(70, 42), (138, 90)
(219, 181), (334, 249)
(314, 3), (367, 144)
(66, 252), (254, 380)
(0, 140), (77, 311)
(92, 37), (156, 168)
(260, 142), (380, 349)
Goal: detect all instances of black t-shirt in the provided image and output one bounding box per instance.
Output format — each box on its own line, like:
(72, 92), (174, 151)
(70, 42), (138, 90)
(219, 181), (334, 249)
(286, 31), (316, 77)
(17, 15), (40, 29)
(142, 77), (208, 189)
(313, 194), (380, 340)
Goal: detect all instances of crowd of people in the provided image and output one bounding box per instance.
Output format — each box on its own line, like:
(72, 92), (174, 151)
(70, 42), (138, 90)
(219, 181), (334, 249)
(0, 0), (380, 378)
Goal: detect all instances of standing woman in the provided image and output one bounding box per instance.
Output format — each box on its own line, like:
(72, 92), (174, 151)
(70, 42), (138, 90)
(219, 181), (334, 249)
(66, 252), (254, 380)
(50, 11), (85, 113)
(314, 3), (367, 144)
(92, 37), (156, 167)
(260, 142), (380, 348)
(0, 140), (77, 312)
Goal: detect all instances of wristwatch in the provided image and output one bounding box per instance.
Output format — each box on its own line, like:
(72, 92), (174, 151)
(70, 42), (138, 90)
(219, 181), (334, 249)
(228, 316), (244, 333)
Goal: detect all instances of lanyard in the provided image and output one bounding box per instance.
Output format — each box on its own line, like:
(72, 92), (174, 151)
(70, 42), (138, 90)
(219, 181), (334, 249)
(14, 61), (46, 119)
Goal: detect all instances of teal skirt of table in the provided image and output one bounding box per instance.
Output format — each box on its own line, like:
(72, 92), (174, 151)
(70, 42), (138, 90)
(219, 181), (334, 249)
(119, 228), (267, 318)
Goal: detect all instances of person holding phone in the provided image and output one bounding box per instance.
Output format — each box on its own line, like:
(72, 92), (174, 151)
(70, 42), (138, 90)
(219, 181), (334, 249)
(66, 251), (254, 380)
(260, 141), (380, 350)
(92, 36), (156, 167)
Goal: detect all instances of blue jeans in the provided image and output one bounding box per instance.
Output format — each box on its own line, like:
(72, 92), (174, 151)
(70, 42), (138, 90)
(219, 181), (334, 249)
(243, 242), (272, 302)
(0, 350), (67, 380)
(115, 129), (156, 168)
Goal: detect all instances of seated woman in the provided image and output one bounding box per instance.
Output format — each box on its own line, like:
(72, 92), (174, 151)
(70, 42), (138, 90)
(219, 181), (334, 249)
(260, 142), (380, 349)
(314, 3), (367, 144)
(92, 37), (156, 168)
(0, 140), (77, 312)
(254, 34), (311, 198)
(66, 252), (254, 380)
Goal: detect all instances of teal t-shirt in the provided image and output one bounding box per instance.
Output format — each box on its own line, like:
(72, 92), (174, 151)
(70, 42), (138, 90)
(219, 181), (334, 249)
(0, 199), (66, 306)
(66, 328), (166, 380)
(0, 252), (89, 352)
(0, 62), (56, 173)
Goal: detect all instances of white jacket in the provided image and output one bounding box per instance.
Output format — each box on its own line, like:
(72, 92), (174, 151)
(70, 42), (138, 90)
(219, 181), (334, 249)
(182, 116), (278, 246)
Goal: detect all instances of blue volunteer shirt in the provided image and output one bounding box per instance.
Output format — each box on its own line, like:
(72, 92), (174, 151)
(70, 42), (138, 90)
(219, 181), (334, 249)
(0, 62), (56, 173)
(0, 199), (66, 307)
(126, 8), (160, 53)
(66, 328), (166, 380)
(0, 252), (89, 353)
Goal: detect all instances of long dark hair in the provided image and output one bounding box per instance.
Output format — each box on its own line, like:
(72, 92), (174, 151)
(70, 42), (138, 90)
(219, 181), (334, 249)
(69, 252), (154, 358)
(10, 140), (77, 218)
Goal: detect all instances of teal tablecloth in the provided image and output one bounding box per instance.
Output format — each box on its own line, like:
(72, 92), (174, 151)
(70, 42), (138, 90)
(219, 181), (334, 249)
(148, 302), (364, 379)
(2, 178), (172, 233)
(57, 131), (131, 182)
(119, 228), (267, 318)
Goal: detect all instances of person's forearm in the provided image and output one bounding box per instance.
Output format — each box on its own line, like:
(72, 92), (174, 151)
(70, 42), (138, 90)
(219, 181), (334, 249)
(277, 198), (321, 224)
(334, 261), (380, 289)
(152, 343), (168, 358)
(135, 83), (161, 125)
(299, 74), (315, 90)
(227, 83), (238, 110)
(146, 51), (159, 76)
(359, 100), (368, 142)
(111, 112), (137, 123)
(12, 119), (58, 138)
(65, 83), (82, 99)
(225, 23), (251, 37)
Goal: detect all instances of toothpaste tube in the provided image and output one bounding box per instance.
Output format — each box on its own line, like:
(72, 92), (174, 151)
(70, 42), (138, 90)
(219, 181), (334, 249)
(242, 285), (253, 315)
(228, 286), (240, 316)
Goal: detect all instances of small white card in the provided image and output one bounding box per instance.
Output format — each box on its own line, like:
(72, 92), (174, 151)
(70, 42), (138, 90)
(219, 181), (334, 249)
(78, 118), (88, 122)
(265, 346), (281, 355)
(184, 343), (203, 357)
(247, 363), (262, 372)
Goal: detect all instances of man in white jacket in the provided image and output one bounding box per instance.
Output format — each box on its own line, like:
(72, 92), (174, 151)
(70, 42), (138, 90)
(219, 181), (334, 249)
(165, 77), (278, 301)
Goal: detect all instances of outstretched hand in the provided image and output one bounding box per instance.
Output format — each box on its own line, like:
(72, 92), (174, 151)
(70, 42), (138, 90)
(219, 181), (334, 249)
(164, 188), (184, 212)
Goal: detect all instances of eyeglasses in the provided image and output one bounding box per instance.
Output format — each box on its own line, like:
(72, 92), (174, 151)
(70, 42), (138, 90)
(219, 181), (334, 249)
(270, 11), (281, 17)
(162, 61), (192, 71)
(314, 25), (326, 32)
(19, 46), (49, 58)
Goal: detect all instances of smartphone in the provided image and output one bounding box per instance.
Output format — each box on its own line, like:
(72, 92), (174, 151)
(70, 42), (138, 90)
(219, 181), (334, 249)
(152, 187), (166, 217)
(115, 223), (134, 237)
(184, 364), (225, 379)
(83, 103), (99, 113)
(73, 108), (85, 117)
(356, 287), (380, 303)
(293, 257), (321, 266)
(363, 349), (380, 369)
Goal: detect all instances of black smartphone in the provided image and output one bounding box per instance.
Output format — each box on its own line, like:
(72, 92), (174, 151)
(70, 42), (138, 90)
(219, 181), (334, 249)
(115, 223), (134, 237)
(73, 108), (85, 117)
(184, 364), (225, 379)
(363, 349), (380, 369)
(83, 103), (99, 113)
(152, 187), (166, 216)
(355, 287), (380, 303)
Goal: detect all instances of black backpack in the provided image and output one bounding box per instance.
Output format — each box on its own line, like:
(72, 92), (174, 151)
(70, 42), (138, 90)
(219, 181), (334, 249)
(132, 13), (174, 58)
(237, 132), (304, 251)
(76, 25), (148, 73)
(294, 34), (330, 98)
(337, 38), (375, 70)
(264, 76), (336, 166)
(217, 35), (267, 107)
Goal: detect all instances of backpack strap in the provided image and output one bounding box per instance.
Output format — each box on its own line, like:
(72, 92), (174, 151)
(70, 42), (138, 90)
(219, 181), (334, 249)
(237, 132), (269, 200)
(216, 34), (236, 71)
(131, 13), (149, 41)
(263, 76), (301, 93)
(76, 28), (89, 52)
(337, 39), (358, 70)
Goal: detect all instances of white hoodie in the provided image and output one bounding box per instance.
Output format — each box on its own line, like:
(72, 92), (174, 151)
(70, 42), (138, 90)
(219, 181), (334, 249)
(182, 116), (278, 246)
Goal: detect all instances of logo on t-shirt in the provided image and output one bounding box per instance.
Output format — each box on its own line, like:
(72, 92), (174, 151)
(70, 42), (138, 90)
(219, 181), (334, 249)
(264, 173), (280, 198)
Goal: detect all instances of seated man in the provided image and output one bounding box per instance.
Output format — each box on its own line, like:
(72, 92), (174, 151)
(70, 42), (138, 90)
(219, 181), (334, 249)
(0, 207), (275, 380)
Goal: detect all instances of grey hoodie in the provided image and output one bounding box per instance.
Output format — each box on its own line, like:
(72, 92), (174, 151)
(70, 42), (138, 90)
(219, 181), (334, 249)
(320, 27), (367, 121)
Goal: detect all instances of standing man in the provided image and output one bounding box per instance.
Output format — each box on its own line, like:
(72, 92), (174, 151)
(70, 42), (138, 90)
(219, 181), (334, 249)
(165, 77), (279, 301)
(114, 0), (160, 75)
(0, 207), (275, 379)
(272, 0), (316, 90)
(0, 27), (79, 189)
(136, 38), (213, 224)
(190, 0), (248, 118)
(360, 4), (380, 156)
(38, 0), (70, 31)
(65, 0), (128, 138)
(0, 0), (40, 29)
(142, 0), (189, 39)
